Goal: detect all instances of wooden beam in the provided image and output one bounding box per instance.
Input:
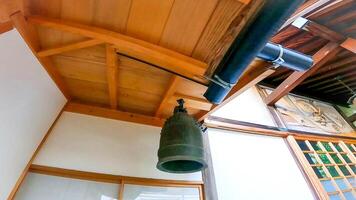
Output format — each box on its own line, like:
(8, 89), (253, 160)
(106, 45), (119, 109)
(341, 38), (356, 54)
(37, 39), (104, 57)
(28, 15), (208, 83)
(10, 12), (71, 99)
(0, 0), (23, 23)
(265, 42), (341, 106)
(6, 104), (66, 200)
(196, 60), (275, 121)
(65, 102), (165, 127)
(280, 0), (333, 30)
(155, 76), (180, 117)
(169, 93), (213, 111)
(0, 21), (13, 34)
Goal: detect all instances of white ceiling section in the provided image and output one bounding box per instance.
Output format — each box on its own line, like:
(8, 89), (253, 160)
(0, 30), (67, 200)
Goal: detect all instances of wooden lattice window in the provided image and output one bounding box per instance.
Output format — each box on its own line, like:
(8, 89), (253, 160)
(287, 136), (356, 200)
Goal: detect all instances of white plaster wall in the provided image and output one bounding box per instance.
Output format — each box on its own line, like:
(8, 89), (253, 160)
(34, 112), (202, 181)
(0, 30), (66, 200)
(208, 128), (314, 200)
(211, 86), (276, 126)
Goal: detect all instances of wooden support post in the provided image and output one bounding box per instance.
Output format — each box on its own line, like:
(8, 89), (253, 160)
(10, 12), (71, 99)
(264, 42), (341, 106)
(106, 45), (119, 109)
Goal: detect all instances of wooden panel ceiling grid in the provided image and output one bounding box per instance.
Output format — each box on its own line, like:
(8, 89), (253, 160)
(20, 0), (255, 119)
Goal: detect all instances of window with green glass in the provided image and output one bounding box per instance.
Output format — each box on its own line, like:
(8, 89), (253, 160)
(295, 140), (356, 200)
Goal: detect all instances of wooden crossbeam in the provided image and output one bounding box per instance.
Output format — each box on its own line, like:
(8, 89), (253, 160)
(292, 17), (356, 53)
(28, 15), (207, 83)
(106, 45), (119, 109)
(10, 12), (71, 99)
(0, 21), (12, 34)
(37, 39), (104, 57)
(155, 76), (180, 117)
(65, 102), (165, 127)
(341, 38), (356, 54)
(197, 60), (275, 121)
(264, 42), (341, 106)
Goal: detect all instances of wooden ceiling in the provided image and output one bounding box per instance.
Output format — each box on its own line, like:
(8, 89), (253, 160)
(3, 0), (261, 121)
(262, 0), (356, 106)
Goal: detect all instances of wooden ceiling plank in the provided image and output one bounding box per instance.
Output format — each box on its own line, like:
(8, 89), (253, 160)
(126, 0), (174, 44)
(28, 15), (207, 83)
(37, 39), (104, 57)
(341, 38), (356, 54)
(155, 76), (180, 117)
(197, 60), (275, 121)
(65, 102), (165, 127)
(264, 42), (341, 106)
(106, 45), (119, 109)
(10, 11), (71, 99)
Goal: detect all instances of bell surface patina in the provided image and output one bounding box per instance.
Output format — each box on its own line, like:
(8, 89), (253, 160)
(157, 99), (207, 173)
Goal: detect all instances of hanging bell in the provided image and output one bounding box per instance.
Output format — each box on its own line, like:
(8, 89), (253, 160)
(157, 99), (207, 173)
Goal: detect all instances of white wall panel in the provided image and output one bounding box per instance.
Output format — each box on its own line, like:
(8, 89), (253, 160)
(211, 86), (276, 126)
(208, 128), (314, 200)
(0, 30), (66, 199)
(34, 112), (202, 181)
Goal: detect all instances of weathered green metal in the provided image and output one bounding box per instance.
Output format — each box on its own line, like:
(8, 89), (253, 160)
(157, 99), (207, 173)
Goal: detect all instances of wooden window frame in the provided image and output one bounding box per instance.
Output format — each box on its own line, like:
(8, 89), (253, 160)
(256, 85), (356, 135)
(24, 164), (205, 200)
(287, 135), (356, 200)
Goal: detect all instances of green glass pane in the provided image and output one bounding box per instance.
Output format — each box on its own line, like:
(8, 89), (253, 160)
(342, 154), (352, 163)
(310, 141), (322, 151)
(304, 153), (318, 164)
(333, 143), (344, 152)
(319, 154), (331, 164)
(350, 165), (356, 174)
(313, 166), (327, 179)
(297, 140), (309, 151)
(339, 165), (351, 176)
(322, 142), (334, 152)
(346, 144), (355, 152)
(331, 154), (343, 164)
(327, 166), (340, 177)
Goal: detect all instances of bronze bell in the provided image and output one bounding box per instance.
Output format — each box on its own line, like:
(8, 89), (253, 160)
(157, 99), (207, 173)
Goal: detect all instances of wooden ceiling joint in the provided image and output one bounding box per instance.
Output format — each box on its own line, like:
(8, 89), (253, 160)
(10, 11), (71, 100)
(0, 21), (13, 34)
(27, 15), (208, 84)
(37, 39), (104, 57)
(155, 76), (180, 117)
(106, 45), (119, 110)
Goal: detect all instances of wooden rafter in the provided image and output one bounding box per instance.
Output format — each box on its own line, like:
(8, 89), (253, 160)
(155, 76), (180, 117)
(10, 12), (71, 99)
(265, 42), (341, 106)
(106, 45), (119, 109)
(37, 39), (104, 57)
(292, 17), (356, 53)
(28, 15), (208, 83)
(197, 60), (275, 121)
(65, 102), (164, 127)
